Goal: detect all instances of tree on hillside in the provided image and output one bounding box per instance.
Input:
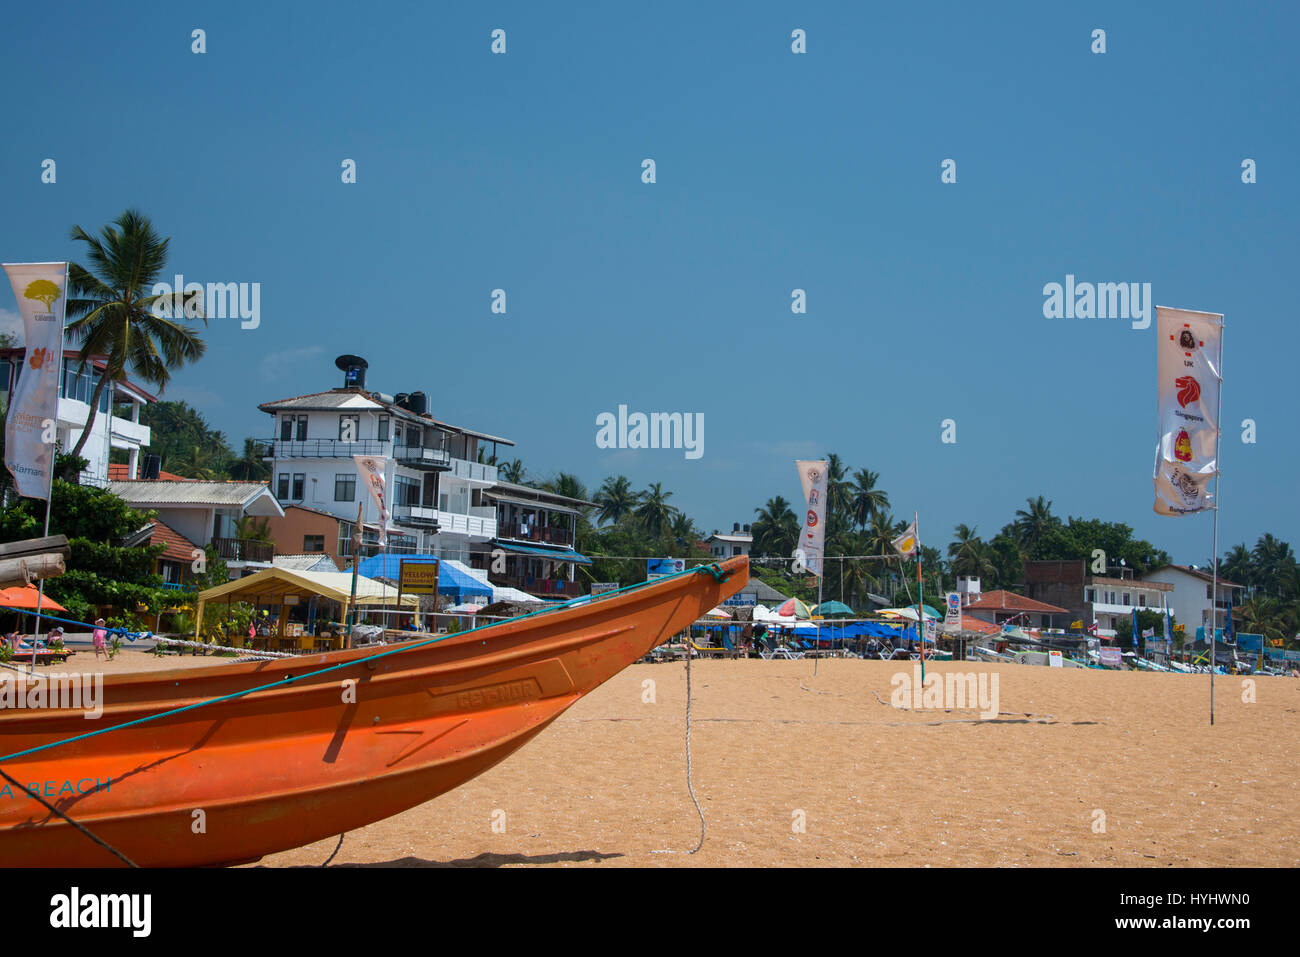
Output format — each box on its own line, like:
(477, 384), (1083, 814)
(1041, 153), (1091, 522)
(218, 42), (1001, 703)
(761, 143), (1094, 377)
(64, 209), (206, 466)
(141, 400), (234, 475)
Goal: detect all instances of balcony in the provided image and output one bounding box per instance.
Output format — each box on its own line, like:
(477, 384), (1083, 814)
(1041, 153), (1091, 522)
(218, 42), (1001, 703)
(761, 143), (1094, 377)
(448, 458), (497, 484)
(212, 537), (274, 563)
(262, 438), (388, 459)
(497, 521), (574, 547)
(392, 503), (440, 527)
(495, 574), (584, 598)
(393, 445), (451, 471)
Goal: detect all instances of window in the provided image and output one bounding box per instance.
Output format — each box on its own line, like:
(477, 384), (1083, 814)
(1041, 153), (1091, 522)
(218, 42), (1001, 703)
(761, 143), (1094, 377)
(1207, 584), (1213, 599)
(303, 535), (325, 553)
(295, 415), (308, 440)
(338, 521), (354, 558)
(1139, 595), (1146, 607)
(378, 415), (390, 442)
(277, 473), (290, 500)
(339, 414), (359, 442)
(732, 546), (741, 556)
(1122, 593), (1130, 607)
(394, 475), (419, 506)
(292, 474), (305, 501)
(335, 474), (356, 502)
(1085, 588), (1095, 602)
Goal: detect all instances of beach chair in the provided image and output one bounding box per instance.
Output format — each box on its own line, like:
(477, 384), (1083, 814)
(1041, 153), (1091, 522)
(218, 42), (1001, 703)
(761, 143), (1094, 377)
(687, 636), (728, 657)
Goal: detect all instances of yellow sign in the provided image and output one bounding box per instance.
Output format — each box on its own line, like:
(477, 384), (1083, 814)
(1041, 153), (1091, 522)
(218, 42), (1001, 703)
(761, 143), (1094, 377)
(399, 560), (440, 595)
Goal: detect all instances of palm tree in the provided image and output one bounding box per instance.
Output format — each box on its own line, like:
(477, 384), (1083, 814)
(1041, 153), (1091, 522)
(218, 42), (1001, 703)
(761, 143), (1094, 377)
(499, 459), (526, 484)
(865, 511), (903, 558)
(541, 472), (588, 503)
(849, 468), (890, 530)
(1251, 533), (1296, 597)
(1013, 496), (1059, 556)
(824, 453), (853, 536)
(65, 210), (207, 463)
(669, 512), (700, 549)
(170, 444), (220, 480)
(634, 482), (679, 538)
(752, 496), (799, 557)
(593, 475), (641, 526)
(228, 438), (269, 481)
(948, 523), (995, 580)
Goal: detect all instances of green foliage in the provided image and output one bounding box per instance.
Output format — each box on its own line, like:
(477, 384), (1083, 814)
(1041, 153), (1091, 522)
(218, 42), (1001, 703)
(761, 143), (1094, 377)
(141, 400), (234, 476)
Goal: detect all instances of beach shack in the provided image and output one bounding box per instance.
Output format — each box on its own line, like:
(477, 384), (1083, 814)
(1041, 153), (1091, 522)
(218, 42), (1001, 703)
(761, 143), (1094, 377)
(194, 567), (417, 652)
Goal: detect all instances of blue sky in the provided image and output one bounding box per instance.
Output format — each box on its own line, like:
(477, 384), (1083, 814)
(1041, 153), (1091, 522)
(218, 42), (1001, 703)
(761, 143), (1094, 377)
(2, 1), (1296, 563)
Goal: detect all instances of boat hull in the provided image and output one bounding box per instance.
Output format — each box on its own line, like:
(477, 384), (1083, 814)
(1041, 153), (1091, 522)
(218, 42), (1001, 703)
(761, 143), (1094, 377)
(0, 557), (747, 866)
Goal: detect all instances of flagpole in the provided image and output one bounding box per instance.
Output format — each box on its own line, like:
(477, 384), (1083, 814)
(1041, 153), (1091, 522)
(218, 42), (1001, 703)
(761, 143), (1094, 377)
(1209, 323), (1224, 725)
(915, 511), (924, 685)
(29, 263), (68, 676)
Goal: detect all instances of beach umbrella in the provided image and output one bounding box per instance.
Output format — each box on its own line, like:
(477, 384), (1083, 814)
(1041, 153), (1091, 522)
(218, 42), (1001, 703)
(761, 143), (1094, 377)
(814, 600), (854, 618)
(446, 602), (484, 614)
(704, 606), (732, 619)
(776, 598), (812, 620)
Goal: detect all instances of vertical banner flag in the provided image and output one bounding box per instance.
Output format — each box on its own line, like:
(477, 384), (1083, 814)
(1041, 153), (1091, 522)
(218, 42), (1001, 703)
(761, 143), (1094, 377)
(795, 460), (827, 576)
(1154, 306), (1223, 515)
(353, 455), (390, 546)
(892, 519), (919, 557)
(1132, 607), (1140, 648)
(944, 591), (962, 630)
(3, 263), (68, 499)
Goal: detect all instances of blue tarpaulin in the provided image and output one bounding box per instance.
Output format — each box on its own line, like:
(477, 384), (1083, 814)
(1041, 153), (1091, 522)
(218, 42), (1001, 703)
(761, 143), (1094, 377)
(356, 554), (493, 602)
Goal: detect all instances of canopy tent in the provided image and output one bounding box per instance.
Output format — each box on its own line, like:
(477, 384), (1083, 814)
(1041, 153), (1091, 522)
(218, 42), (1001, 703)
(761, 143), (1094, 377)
(193, 566), (417, 638)
(355, 554), (493, 603)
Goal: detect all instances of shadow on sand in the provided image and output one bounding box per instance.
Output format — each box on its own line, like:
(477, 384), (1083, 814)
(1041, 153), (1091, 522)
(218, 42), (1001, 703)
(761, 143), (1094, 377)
(276, 848), (624, 868)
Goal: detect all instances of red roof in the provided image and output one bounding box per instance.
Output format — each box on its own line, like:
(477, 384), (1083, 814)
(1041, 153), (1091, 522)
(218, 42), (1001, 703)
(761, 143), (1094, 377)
(952, 616), (1001, 635)
(964, 590), (1069, 615)
(147, 520), (201, 564)
(108, 463), (186, 481)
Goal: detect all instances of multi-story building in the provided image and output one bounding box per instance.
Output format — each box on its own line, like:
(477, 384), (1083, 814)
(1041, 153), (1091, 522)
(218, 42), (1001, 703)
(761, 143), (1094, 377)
(0, 348), (153, 486)
(1025, 559), (1178, 637)
(706, 524), (752, 560)
(1143, 564), (1246, 636)
(258, 356), (511, 565)
(475, 482), (593, 598)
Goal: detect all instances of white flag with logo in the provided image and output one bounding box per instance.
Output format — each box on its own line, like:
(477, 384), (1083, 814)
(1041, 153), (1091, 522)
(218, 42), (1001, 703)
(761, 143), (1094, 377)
(1153, 306), (1222, 516)
(892, 519), (919, 557)
(795, 459), (827, 576)
(353, 455), (391, 546)
(3, 263), (68, 499)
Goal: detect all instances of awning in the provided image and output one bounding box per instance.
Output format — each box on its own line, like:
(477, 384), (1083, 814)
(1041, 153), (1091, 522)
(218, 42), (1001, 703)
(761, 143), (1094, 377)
(489, 541), (593, 565)
(195, 567), (418, 608)
(356, 554), (492, 602)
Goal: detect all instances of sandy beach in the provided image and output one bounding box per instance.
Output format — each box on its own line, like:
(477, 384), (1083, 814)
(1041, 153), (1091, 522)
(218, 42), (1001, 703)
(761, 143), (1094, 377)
(36, 650), (1298, 868)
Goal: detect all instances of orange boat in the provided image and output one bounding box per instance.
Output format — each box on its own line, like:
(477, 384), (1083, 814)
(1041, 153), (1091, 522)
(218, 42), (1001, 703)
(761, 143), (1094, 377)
(0, 557), (747, 867)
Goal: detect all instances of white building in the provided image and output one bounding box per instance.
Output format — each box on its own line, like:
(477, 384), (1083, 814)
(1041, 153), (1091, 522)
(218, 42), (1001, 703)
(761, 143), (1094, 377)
(1082, 576), (1174, 638)
(108, 479), (285, 578)
(258, 356), (512, 564)
(706, 523), (752, 559)
(1143, 564), (1246, 635)
(0, 349), (153, 486)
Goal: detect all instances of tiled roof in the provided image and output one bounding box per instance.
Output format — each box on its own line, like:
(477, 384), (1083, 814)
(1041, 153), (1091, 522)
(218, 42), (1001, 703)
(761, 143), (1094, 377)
(258, 390), (384, 412)
(964, 590), (1069, 615)
(147, 521), (200, 564)
(107, 463), (186, 481)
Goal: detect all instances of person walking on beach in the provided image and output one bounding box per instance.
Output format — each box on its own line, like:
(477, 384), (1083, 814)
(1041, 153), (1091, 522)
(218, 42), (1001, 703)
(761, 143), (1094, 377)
(92, 618), (109, 659)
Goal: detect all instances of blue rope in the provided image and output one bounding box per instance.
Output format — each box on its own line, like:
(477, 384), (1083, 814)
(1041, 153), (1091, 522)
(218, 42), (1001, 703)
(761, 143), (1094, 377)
(0, 607), (148, 640)
(0, 562), (733, 765)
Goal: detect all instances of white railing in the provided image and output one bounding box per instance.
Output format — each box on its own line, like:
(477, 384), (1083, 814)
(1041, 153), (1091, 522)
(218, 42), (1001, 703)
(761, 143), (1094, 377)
(448, 459), (497, 484)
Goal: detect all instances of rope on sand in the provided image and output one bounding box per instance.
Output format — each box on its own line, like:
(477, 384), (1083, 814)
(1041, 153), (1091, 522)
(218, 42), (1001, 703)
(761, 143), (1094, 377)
(153, 636), (292, 659)
(653, 645), (706, 856)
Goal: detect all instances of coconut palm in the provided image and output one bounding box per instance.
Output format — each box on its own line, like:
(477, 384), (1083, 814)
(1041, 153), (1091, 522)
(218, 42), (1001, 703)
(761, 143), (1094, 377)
(865, 511), (903, 559)
(1251, 533), (1296, 597)
(593, 475), (641, 526)
(1013, 496), (1059, 555)
(228, 438), (269, 481)
(634, 482), (678, 538)
(1220, 543), (1254, 593)
(752, 496), (799, 557)
(824, 453), (853, 536)
(948, 523), (995, 581)
(849, 468), (890, 530)
(64, 210), (207, 463)
(170, 444), (220, 480)
(499, 459), (526, 484)
(669, 512), (701, 550)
